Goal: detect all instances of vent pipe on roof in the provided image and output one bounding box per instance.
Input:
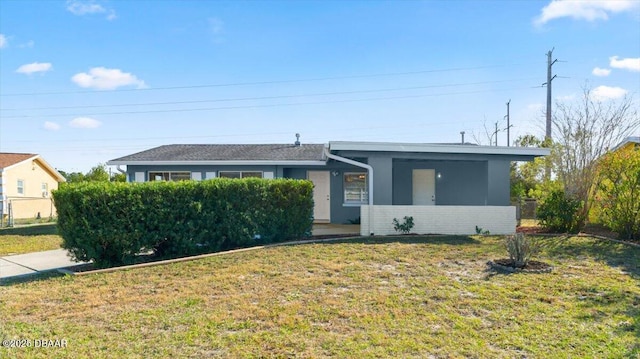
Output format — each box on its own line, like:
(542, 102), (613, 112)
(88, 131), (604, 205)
(295, 133), (301, 146)
(460, 131), (465, 145)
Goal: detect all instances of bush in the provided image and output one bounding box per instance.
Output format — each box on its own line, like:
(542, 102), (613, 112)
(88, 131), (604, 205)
(53, 179), (314, 268)
(392, 216), (414, 234)
(505, 233), (538, 268)
(592, 146), (640, 240)
(536, 189), (582, 233)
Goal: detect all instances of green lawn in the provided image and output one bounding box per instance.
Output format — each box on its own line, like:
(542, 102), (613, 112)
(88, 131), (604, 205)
(1, 235), (638, 358)
(0, 224), (63, 256)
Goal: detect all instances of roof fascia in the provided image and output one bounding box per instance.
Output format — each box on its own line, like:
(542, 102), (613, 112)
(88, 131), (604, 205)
(106, 160), (328, 166)
(2, 155), (66, 182)
(611, 136), (640, 152)
(329, 141), (550, 157)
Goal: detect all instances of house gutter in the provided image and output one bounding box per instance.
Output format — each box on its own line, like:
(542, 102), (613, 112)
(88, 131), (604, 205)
(323, 147), (374, 235)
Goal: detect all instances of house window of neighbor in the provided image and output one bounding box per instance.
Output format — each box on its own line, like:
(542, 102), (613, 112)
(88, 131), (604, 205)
(344, 172), (368, 204)
(149, 171), (191, 182)
(219, 171), (263, 179)
(17, 179), (25, 195)
(41, 183), (49, 197)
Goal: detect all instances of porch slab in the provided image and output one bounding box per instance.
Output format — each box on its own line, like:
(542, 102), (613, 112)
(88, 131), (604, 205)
(312, 224), (360, 237)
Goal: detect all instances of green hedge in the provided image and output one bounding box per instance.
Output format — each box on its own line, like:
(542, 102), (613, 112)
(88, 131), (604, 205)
(53, 178), (314, 268)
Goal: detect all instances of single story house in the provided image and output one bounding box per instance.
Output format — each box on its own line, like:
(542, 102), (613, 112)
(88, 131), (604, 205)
(0, 153), (66, 223)
(108, 140), (549, 236)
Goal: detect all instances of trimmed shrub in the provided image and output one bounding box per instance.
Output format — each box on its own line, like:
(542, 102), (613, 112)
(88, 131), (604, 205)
(536, 189), (582, 233)
(53, 178), (314, 268)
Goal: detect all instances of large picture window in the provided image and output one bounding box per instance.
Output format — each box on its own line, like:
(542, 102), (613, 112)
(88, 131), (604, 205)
(219, 171), (263, 179)
(344, 172), (368, 204)
(149, 171), (191, 182)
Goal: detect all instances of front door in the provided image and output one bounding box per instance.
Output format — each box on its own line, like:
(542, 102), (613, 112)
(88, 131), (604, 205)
(412, 169), (436, 205)
(308, 171), (331, 223)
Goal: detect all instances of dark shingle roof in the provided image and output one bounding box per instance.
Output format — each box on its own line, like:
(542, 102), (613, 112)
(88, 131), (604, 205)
(109, 144), (326, 163)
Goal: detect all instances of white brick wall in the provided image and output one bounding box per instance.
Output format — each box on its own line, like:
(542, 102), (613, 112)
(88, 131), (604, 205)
(360, 205), (516, 236)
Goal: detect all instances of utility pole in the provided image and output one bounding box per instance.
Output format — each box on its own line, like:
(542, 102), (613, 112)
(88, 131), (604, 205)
(543, 48), (558, 178)
(505, 99), (511, 147)
(494, 122), (499, 146)
(543, 48), (557, 142)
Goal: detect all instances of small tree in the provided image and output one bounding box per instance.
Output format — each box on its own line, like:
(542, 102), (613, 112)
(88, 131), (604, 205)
(593, 145), (640, 240)
(511, 135), (550, 200)
(85, 164), (110, 182)
(551, 87), (638, 228)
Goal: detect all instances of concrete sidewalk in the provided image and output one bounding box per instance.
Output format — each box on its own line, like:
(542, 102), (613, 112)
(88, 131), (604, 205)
(0, 249), (87, 281)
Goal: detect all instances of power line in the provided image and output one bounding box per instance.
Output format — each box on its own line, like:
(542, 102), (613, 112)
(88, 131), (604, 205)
(0, 63), (536, 97)
(0, 78), (537, 112)
(0, 86), (536, 119)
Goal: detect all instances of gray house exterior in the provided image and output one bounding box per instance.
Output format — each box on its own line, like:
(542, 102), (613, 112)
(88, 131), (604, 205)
(108, 141), (549, 235)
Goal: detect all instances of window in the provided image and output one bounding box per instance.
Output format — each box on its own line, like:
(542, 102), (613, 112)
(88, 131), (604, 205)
(344, 172), (368, 204)
(149, 171), (191, 182)
(219, 171), (263, 179)
(41, 183), (49, 197)
(17, 179), (25, 195)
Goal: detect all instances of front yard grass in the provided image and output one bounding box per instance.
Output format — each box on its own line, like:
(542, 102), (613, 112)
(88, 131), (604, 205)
(0, 224), (63, 256)
(1, 235), (638, 358)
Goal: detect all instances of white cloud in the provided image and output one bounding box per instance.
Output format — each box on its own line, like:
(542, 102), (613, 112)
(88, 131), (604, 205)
(16, 62), (53, 75)
(69, 117), (102, 129)
(71, 67), (146, 90)
(66, 0), (116, 20)
(591, 85), (628, 100)
(0, 34), (7, 49)
(592, 67), (611, 77)
(534, 0), (639, 25)
(609, 56), (640, 72)
(208, 17), (225, 43)
(44, 121), (61, 131)
(19, 40), (35, 48)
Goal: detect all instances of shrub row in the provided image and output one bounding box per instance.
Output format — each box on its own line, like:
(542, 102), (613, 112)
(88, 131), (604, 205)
(53, 178), (314, 268)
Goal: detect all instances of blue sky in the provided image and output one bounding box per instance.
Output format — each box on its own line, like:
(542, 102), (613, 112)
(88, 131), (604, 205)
(1, 0), (639, 173)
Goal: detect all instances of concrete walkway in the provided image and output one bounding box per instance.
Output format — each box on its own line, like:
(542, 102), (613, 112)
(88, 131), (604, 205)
(0, 249), (86, 281)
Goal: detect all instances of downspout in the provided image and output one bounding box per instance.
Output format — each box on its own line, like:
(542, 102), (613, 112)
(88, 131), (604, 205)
(323, 147), (374, 235)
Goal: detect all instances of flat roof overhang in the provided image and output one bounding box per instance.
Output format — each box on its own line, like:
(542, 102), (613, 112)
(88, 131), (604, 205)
(106, 160), (328, 166)
(329, 141), (550, 157)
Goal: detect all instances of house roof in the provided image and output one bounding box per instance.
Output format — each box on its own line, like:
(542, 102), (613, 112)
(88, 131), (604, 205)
(611, 136), (640, 152)
(108, 144), (328, 166)
(109, 140), (551, 166)
(0, 152), (66, 182)
(328, 141), (550, 157)
(0, 153), (37, 169)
